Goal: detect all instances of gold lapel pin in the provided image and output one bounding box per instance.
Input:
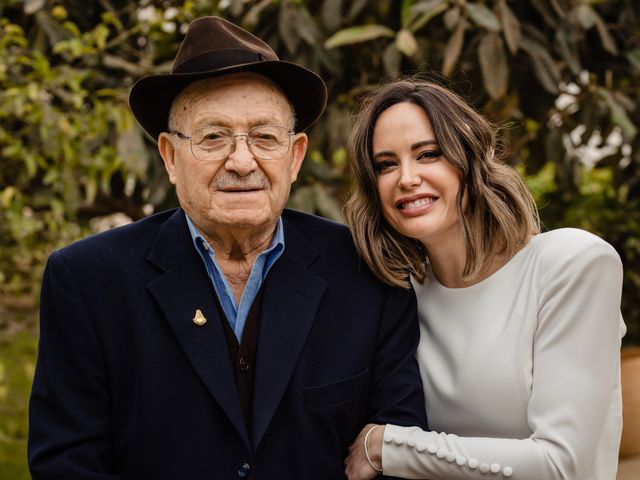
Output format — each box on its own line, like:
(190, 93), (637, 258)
(192, 309), (207, 326)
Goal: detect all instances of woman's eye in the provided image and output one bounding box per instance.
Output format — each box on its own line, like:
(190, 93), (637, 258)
(417, 150), (442, 161)
(374, 160), (397, 173)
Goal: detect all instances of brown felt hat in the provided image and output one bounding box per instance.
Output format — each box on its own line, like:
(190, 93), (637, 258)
(129, 16), (327, 140)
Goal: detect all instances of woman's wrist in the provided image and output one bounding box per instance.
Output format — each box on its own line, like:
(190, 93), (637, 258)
(364, 424), (384, 471)
(370, 424), (384, 465)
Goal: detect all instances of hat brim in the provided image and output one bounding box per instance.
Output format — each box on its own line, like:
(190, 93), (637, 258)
(129, 60), (327, 140)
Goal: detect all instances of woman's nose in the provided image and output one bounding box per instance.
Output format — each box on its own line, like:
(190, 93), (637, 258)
(398, 162), (421, 189)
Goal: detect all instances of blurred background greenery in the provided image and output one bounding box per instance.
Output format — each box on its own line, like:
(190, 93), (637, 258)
(0, 0), (638, 477)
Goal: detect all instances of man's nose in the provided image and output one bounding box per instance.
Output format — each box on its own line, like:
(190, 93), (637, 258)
(225, 135), (258, 176)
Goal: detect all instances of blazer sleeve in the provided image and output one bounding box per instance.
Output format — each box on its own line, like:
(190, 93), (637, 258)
(367, 284), (428, 430)
(380, 237), (624, 479)
(28, 251), (121, 480)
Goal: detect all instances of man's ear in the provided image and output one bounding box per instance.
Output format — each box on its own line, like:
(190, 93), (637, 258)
(289, 133), (308, 183)
(158, 133), (177, 185)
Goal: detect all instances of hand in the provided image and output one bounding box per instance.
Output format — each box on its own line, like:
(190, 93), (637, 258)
(344, 423), (383, 480)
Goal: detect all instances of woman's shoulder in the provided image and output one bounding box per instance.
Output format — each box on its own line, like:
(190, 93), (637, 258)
(531, 227), (622, 274)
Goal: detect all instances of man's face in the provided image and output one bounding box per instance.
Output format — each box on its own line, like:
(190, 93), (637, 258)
(158, 73), (307, 241)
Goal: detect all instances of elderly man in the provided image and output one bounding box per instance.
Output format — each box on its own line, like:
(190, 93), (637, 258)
(28, 16), (426, 479)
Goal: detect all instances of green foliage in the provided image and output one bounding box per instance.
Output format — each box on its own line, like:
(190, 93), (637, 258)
(0, 2), (636, 325)
(0, 309), (38, 480)
(3, 1), (636, 301)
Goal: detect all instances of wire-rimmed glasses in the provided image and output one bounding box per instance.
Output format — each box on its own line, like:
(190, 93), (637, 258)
(170, 125), (294, 162)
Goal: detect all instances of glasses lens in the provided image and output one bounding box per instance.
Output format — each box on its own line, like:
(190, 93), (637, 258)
(248, 126), (291, 160)
(187, 125), (292, 161)
(191, 126), (233, 161)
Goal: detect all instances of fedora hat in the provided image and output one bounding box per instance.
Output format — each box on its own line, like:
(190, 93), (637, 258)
(129, 16), (327, 140)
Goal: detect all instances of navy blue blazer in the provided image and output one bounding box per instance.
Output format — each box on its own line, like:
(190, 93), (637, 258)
(29, 208), (427, 479)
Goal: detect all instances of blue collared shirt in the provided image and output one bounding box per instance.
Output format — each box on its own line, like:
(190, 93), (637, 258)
(186, 215), (285, 341)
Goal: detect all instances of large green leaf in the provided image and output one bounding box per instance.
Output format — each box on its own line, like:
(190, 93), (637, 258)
(555, 28), (581, 75)
(442, 21), (466, 76)
(598, 87), (637, 140)
(406, 0), (447, 32)
(324, 24), (395, 49)
(278, 2), (300, 53)
(572, 4), (597, 29)
(383, 43), (402, 74)
(626, 49), (640, 73)
(466, 3), (501, 32)
(594, 15), (618, 55)
(322, 0), (343, 32)
(443, 7), (461, 30)
(478, 32), (508, 99)
(520, 37), (561, 94)
(396, 29), (418, 57)
(498, 0), (520, 54)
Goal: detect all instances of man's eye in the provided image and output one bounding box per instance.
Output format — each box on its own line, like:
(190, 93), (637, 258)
(203, 133), (224, 140)
(253, 134), (277, 142)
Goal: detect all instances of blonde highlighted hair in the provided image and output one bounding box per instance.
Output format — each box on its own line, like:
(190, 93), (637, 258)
(344, 78), (540, 288)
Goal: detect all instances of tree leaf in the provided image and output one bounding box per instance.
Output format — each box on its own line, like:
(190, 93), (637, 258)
(24, 0), (46, 15)
(396, 29), (418, 57)
(554, 29), (581, 75)
(498, 0), (521, 54)
(322, 0), (343, 32)
(346, 0), (370, 22)
(626, 49), (640, 74)
(442, 21), (467, 76)
(478, 32), (508, 99)
(594, 15), (618, 55)
(292, 5), (323, 46)
(278, 2), (300, 54)
(598, 87), (637, 140)
(242, 0), (274, 28)
(466, 3), (501, 32)
(443, 7), (460, 30)
(406, 0), (447, 32)
(529, 0), (558, 28)
(324, 24), (395, 49)
(383, 43), (402, 74)
(573, 4), (598, 29)
(520, 37), (560, 94)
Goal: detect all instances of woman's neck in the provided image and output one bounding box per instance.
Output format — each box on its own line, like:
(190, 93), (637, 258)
(425, 236), (511, 289)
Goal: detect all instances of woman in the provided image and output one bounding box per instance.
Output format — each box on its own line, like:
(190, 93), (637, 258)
(343, 79), (625, 479)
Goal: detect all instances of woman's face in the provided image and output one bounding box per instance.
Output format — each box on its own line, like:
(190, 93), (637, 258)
(372, 102), (463, 250)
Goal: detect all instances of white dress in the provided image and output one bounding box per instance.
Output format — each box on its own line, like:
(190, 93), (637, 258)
(381, 228), (626, 479)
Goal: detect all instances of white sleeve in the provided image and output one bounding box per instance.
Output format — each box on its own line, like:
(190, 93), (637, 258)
(381, 234), (624, 479)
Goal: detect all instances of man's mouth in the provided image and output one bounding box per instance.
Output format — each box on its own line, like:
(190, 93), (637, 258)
(219, 186), (262, 192)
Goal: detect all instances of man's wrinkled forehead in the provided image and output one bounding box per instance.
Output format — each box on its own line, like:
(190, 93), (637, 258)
(169, 72), (295, 129)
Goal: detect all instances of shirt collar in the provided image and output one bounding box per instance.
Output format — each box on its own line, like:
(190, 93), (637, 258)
(184, 214), (285, 257)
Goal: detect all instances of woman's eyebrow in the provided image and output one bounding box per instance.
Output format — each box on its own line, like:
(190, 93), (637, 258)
(411, 139), (438, 150)
(373, 150), (396, 160)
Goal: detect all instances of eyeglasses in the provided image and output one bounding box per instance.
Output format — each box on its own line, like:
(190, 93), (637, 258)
(170, 125), (294, 162)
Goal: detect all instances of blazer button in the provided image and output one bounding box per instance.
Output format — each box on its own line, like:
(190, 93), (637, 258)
(239, 356), (250, 372)
(237, 462), (251, 478)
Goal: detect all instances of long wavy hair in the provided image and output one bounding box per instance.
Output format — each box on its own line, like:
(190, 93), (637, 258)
(344, 78), (540, 288)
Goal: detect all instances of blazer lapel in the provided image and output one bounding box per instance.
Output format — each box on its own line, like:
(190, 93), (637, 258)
(146, 209), (250, 450)
(251, 219), (327, 449)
